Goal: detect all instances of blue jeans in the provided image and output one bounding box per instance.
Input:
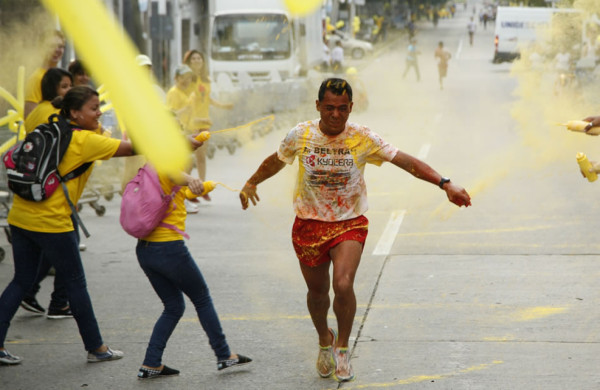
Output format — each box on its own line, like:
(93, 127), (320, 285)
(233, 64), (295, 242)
(136, 240), (230, 367)
(0, 225), (103, 351)
(24, 217), (81, 309)
(25, 255), (68, 309)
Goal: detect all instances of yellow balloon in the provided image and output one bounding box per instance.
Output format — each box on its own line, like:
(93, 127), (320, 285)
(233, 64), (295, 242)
(283, 0), (322, 17)
(41, 0), (190, 176)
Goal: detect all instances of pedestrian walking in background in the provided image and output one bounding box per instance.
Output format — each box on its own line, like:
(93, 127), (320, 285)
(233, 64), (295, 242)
(403, 38), (421, 81)
(467, 17), (476, 46)
(239, 78), (471, 382)
(434, 41), (452, 90)
(331, 40), (344, 74)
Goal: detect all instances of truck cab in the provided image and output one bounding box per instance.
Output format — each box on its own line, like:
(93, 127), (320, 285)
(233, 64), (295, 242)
(208, 1), (323, 84)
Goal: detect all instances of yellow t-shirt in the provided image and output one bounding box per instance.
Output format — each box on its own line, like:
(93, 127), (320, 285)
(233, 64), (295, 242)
(24, 101), (58, 133)
(189, 78), (211, 130)
(7, 130), (121, 232)
(166, 85), (192, 132)
(141, 173), (187, 242)
(24, 68), (46, 104)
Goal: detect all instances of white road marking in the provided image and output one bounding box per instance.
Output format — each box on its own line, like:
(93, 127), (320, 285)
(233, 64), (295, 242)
(373, 210), (406, 255)
(456, 39), (463, 59)
(372, 104), (438, 256)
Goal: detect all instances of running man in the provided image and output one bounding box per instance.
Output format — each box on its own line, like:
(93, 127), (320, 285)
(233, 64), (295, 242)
(434, 41), (452, 90)
(239, 78), (471, 382)
(402, 38), (421, 81)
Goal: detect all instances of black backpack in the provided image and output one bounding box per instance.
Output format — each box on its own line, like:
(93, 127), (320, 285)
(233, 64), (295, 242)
(3, 113), (92, 236)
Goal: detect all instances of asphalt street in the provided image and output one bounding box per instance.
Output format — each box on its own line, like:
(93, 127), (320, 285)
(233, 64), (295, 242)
(2, 1), (600, 389)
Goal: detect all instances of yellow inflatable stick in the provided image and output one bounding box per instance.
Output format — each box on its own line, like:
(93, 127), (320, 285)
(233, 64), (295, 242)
(41, 0), (189, 176)
(0, 87), (20, 113)
(576, 152), (598, 182)
(561, 120), (600, 135)
(195, 131), (211, 142)
(283, 0), (322, 16)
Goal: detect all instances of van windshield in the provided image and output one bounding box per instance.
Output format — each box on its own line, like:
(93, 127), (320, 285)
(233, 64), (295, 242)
(211, 14), (292, 61)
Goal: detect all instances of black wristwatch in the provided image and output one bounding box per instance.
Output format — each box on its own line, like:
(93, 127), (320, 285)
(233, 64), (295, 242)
(439, 177), (451, 189)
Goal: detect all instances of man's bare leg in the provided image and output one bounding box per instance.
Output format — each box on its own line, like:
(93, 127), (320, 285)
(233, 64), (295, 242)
(299, 261), (332, 346)
(330, 240), (363, 348)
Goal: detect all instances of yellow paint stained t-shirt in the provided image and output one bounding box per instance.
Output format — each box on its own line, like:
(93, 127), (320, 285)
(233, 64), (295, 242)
(7, 130), (120, 232)
(277, 119), (398, 222)
(141, 173), (188, 242)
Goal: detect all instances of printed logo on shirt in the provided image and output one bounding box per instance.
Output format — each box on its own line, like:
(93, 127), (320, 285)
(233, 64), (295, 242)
(307, 170), (351, 189)
(302, 146), (355, 190)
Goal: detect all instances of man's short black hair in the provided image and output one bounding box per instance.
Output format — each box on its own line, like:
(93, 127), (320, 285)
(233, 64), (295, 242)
(318, 78), (353, 102)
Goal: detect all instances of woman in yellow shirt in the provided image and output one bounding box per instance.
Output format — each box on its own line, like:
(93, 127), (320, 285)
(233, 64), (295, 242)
(0, 86), (134, 366)
(20, 67), (74, 319)
(24, 68), (72, 134)
(166, 65), (194, 131)
(135, 169), (252, 379)
(165, 65), (201, 214)
(183, 50), (233, 201)
(24, 30), (66, 118)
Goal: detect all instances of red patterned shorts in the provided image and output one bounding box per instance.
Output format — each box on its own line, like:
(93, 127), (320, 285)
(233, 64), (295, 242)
(292, 215), (369, 267)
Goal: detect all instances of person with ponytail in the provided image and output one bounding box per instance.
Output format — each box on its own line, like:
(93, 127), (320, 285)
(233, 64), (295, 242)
(0, 86), (134, 366)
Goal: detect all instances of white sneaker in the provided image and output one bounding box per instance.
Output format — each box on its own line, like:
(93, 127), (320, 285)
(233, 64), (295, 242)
(87, 347), (124, 363)
(333, 347), (355, 382)
(0, 349), (22, 365)
(185, 199), (199, 214)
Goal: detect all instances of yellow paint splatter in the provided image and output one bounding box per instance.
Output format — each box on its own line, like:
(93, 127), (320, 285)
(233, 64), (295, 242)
(513, 306), (567, 321)
(330, 360), (504, 389)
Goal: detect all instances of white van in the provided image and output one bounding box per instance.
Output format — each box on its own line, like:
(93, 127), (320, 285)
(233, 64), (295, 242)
(493, 7), (580, 63)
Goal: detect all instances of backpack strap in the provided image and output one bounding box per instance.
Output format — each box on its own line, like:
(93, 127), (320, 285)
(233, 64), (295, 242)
(60, 181), (90, 238)
(57, 162), (94, 238)
(158, 185), (190, 240)
(158, 221), (190, 240)
(62, 162), (93, 182)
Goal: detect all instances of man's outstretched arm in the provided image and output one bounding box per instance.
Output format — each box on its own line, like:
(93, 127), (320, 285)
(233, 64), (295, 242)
(390, 150), (471, 207)
(240, 152), (287, 209)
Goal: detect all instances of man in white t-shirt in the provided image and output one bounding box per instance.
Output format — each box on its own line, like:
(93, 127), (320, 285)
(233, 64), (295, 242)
(331, 40), (344, 74)
(239, 78), (471, 382)
(467, 17), (476, 46)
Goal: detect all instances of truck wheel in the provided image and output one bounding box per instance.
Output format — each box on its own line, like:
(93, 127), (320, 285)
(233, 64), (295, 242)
(352, 48), (365, 59)
(95, 205), (106, 217)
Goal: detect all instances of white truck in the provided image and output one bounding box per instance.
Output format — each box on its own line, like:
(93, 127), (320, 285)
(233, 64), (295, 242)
(207, 0), (324, 83)
(493, 7), (580, 63)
